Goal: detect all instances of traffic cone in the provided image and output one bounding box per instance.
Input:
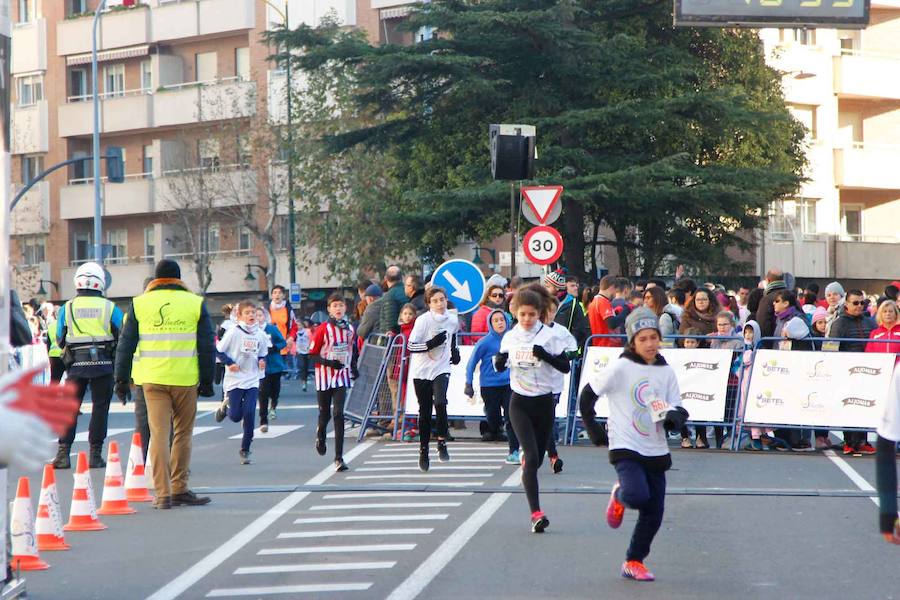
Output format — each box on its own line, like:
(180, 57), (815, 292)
(97, 440), (136, 515)
(10, 477), (49, 570)
(36, 465), (70, 551)
(64, 451), (107, 531)
(125, 432), (153, 502)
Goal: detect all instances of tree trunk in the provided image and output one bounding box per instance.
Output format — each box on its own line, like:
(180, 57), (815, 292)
(559, 200), (588, 280)
(265, 240), (278, 292)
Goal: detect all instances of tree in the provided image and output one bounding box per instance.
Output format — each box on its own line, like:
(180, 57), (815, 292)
(271, 0), (805, 279)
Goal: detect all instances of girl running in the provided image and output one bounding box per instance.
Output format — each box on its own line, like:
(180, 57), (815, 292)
(494, 285), (572, 533)
(579, 307), (688, 581)
(310, 293), (358, 472)
(407, 286), (460, 472)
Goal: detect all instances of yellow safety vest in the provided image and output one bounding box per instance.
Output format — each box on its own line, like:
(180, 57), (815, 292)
(132, 289), (203, 387)
(47, 318), (62, 358)
(64, 296), (115, 344)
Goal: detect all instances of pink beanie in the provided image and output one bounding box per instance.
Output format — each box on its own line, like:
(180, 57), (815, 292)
(811, 306), (828, 325)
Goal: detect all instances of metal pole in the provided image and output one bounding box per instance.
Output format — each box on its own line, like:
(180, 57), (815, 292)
(91, 0), (108, 263)
(285, 1), (296, 285)
(509, 181), (516, 277)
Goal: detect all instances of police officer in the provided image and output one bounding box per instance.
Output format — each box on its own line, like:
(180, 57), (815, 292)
(114, 259), (216, 509)
(47, 305), (65, 383)
(52, 262), (124, 469)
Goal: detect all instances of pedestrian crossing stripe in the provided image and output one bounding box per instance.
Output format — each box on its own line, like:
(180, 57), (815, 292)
(73, 428), (132, 443)
(229, 425), (304, 440)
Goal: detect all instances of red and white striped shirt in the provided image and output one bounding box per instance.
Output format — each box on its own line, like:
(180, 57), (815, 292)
(310, 320), (355, 391)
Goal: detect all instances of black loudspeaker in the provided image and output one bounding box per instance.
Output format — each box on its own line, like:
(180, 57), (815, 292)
(490, 124), (536, 181)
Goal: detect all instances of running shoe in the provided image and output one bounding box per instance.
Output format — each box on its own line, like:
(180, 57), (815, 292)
(260, 423), (268, 433)
(239, 450), (251, 465)
(214, 400), (227, 423)
(418, 450), (430, 473)
(791, 439), (814, 452)
(531, 511), (549, 533)
(550, 455), (564, 474)
(695, 439), (709, 449)
(747, 439), (763, 451)
(815, 436), (831, 450)
(334, 459), (348, 472)
(269, 408), (277, 422)
(681, 438), (693, 449)
(858, 443), (876, 455)
(621, 560), (655, 581)
(843, 443), (854, 455)
(505, 450), (521, 464)
(606, 482), (625, 529)
(315, 437), (326, 456)
(437, 440), (450, 462)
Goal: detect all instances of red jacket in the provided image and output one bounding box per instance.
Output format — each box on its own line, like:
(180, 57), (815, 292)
(866, 324), (900, 354)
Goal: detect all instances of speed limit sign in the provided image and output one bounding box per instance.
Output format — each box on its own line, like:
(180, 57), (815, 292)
(523, 226), (564, 265)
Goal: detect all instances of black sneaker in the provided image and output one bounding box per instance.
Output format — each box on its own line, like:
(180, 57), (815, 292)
(215, 403), (227, 423)
(418, 450), (430, 473)
(335, 459), (349, 472)
(315, 437), (327, 456)
(171, 490), (211, 506)
(531, 511), (549, 533)
(89, 446), (106, 469)
(550, 455), (563, 474)
(437, 441), (450, 462)
(239, 450), (251, 465)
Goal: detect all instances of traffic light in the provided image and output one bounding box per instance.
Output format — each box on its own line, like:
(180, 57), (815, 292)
(489, 124), (536, 181)
(106, 147), (124, 183)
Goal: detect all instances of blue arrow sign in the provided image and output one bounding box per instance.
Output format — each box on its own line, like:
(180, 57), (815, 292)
(431, 259), (486, 315)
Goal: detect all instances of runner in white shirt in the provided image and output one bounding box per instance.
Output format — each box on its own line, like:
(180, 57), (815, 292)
(876, 366), (900, 544)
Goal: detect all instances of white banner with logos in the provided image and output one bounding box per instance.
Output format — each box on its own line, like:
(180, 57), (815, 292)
(743, 350), (896, 428)
(404, 346), (570, 418)
(576, 347), (734, 422)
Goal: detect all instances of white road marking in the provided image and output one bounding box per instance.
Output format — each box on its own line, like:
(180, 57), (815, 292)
(192, 427), (221, 436)
(824, 449), (878, 506)
(145, 441), (374, 600)
(375, 482), (485, 487)
(345, 474), (492, 480)
(374, 452), (509, 458)
(234, 562), (395, 575)
(277, 528), (434, 539)
(294, 515), (449, 525)
(229, 425), (303, 440)
(383, 443), (499, 448)
(258, 544), (416, 556)
(206, 583), (372, 596)
(355, 466), (502, 472)
(322, 492), (471, 499)
(364, 459), (504, 465)
(73, 428), (131, 443)
(310, 502), (462, 511)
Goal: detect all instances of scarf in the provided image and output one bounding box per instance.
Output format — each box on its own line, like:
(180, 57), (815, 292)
(329, 317), (350, 331)
(775, 306), (800, 322)
(238, 321), (258, 334)
(270, 300), (286, 311)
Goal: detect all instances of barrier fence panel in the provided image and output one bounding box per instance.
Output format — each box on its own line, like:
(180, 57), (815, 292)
(344, 334), (393, 441)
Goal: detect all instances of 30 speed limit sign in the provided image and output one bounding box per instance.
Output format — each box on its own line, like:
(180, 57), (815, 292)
(523, 225), (564, 265)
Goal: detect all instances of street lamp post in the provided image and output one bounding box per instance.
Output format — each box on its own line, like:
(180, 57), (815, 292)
(91, 0), (109, 263)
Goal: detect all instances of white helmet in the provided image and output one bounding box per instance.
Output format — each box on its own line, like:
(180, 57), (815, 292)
(74, 262), (107, 292)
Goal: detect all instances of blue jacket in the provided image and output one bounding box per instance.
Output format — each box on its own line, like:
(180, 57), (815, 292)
(263, 323), (287, 374)
(465, 309), (510, 388)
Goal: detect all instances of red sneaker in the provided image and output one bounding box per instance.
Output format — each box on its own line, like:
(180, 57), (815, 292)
(621, 560), (655, 581)
(842, 444), (854, 455)
(606, 483), (624, 529)
(858, 443), (876, 455)
(530, 511), (549, 533)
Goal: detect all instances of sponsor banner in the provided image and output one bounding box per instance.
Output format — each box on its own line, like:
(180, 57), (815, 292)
(404, 346), (570, 418)
(744, 349), (896, 428)
(576, 347), (732, 422)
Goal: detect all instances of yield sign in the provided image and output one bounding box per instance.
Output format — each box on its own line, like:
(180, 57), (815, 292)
(521, 186), (563, 225)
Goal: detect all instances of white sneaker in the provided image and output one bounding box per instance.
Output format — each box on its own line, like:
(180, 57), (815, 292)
(268, 408), (277, 422)
(260, 423), (268, 433)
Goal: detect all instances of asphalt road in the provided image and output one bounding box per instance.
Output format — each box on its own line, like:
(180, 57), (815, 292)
(7, 383), (900, 600)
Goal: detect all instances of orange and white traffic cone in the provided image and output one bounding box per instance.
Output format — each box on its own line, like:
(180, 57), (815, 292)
(97, 440), (136, 515)
(10, 477), (49, 570)
(36, 465), (70, 551)
(125, 432), (153, 503)
(64, 451), (107, 531)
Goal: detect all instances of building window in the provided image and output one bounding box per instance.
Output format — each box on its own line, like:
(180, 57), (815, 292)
(69, 68), (89, 101)
(780, 28), (816, 46)
(789, 104), (817, 141)
(841, 204), (863, 241)
(73, 231), (92, 264)
(143, 226), (155, 262)
(17, 0), (35, 23)
(103, 64), (125, 97)
(21, 155), (43, 185)
(105, 229), (127, 265)
(143, 144), (154, 178)
(200, 223), (220, 254)
(770, 198), (818, 239)
(235, 47), (250, 81)
(238, 227), (252, 254)
(199, 139), (221, 170)
(68, 0), (87, 16)
(236, 134), (251, 165)
(278, 217), (290, 250)
(141, 60), (152, 91)
(20, 235), (45, 266)
(16, 75), (43, 107)
(195, 51), (217, 83)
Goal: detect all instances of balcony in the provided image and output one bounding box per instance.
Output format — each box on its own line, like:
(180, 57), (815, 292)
(60, 176), (155, 220)
(11, 182), (50, 235)
(61, 262), (155, 300)
(198, 0), (255, 36)
(155, 165), (257, 212)
(58, 90), (153, 137)
(11, 101), (49, 154)
(834, 144), (900, 190)
(154, 78), (256, 127)
(11, 19), (47, 74)
(835, 241), (900, 280)
(833, 52), (900, 102)
(57, 4), (151, 56)
(172, 253), (260, 295)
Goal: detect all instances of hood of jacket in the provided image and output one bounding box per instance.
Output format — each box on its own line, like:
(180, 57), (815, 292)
(744, 320), (761, 347)
(145, 278), (189, 293)
(621, 349), (667, 366)
(486, 308), (510, 338)
(782, 316), (811, 340)
(663, 304), (682, 319)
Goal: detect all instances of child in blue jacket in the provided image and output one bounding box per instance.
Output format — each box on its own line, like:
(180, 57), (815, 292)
(464, 308), (520, 463)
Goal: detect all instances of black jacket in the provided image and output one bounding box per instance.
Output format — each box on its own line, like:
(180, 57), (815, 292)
(114, 278), (216, 386)
(554, 295), (590, 350)
(830, 312), (877, 353)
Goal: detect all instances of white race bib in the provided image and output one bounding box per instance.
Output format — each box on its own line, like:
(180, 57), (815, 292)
(648, 391), (671, 423)
(241, 338), (260, 355)
(513, 345), (539, 369)
(328, 342), (349, 367)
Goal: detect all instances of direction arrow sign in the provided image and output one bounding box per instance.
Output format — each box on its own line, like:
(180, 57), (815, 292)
(523, 225), (564, 266)
(431, 259), (486, 315)
(521, 186), (563, 225)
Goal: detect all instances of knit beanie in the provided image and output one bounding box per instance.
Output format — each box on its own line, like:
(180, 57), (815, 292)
(486, 273), (508, 290)
(811, 306), (828, 325)
(764, 279), (787, 295)
(155, 259), (181, 280)
(625, 307), (660, 343)
(543, 268), (566, 291)
(364, 284), (383, 298)
(825, 281), (845, 297)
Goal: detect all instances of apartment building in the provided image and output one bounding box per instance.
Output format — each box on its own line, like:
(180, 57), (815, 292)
(758, 2), (900, 284)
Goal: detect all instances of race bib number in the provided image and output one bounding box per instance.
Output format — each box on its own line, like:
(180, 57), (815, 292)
(328, 343), (349, 367)
(821, 341), (840, 352)
(649, 393), (671, 423)
(241, 338), (260, 355)
(513, 345), (539, 369)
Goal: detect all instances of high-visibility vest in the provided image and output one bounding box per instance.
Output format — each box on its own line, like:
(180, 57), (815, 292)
(47, 318), (62, 357)
(132, 289), (203, 387)
(63, 296), (115, 344)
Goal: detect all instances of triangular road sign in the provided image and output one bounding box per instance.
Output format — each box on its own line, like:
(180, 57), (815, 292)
(521, 186), (563, 225)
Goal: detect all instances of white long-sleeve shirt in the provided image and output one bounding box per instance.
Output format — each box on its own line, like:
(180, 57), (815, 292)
(407, 310), (459, 381)
(217, 323), (271, 392)
(500, 322), (570, 397)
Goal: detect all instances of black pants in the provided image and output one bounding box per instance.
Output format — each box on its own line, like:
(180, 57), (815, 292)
(133, 385), (151, 462)
(317, 387), (347, 459)
(259, 373), (283, 425)
(480, 385), (516, 444)
(844, 430), (867, 448)
(509, 392), (555, 513)
(50, 357), (66, 383)
(614, 459), (667, 562)
(60, 373), (114, 447)
(413, 374), (450, 448)
(297, 354), (311, 382)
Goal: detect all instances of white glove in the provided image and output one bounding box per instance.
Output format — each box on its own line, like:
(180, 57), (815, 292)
(0, 406), (54, 471)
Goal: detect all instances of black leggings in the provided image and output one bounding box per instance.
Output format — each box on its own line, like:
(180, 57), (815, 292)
(317, 387), (347, 459)
(509, 392), (555, 513)
(259, 373), (283, 424)
(413, 374), (450, 449)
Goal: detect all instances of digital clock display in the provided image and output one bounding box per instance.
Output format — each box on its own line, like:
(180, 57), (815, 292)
(675, 0), (870, 28)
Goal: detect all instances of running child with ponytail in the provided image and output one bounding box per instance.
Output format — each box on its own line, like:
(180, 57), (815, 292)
(494, 284), (572, 533)
(579, 307), (689, 582)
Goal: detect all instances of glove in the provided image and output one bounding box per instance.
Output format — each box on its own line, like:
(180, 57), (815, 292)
(324, 359), (345, 370)
(532, 345), (552, 362)
(0, 365), (80, 436)
(493, 352), (509, 372)
(425, 330), (448, 350)
(198, 382), (215, 397)
(115, 379), (132, 405)
(0, 407), (55, 471)
(451, 345), (461, 365)
(663, 407), (689, 433)
(351, 366), (360, 380)
(583, 419), (608, 446)
(464, 383), (475, 398)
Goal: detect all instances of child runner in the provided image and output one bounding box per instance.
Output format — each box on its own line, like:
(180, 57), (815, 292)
(215, 300), (271, 464)
(407, 286), (460, 472)
(494, 285), (571, 532)
(579, 307), (688, 581)
(542, 288), (578, 473)
(464, 308), (520, 462)
(257, 307), (286, 434)
(386, 303), (417, 439)
(876, 365), (900, 544)
(310, 293), (358, 472)
(295, 319), (312, 390)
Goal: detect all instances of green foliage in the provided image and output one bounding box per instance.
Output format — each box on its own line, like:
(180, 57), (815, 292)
(271, 0), (805, 279)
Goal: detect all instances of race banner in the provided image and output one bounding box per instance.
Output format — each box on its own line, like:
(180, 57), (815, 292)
(743, 350), (897, 428)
